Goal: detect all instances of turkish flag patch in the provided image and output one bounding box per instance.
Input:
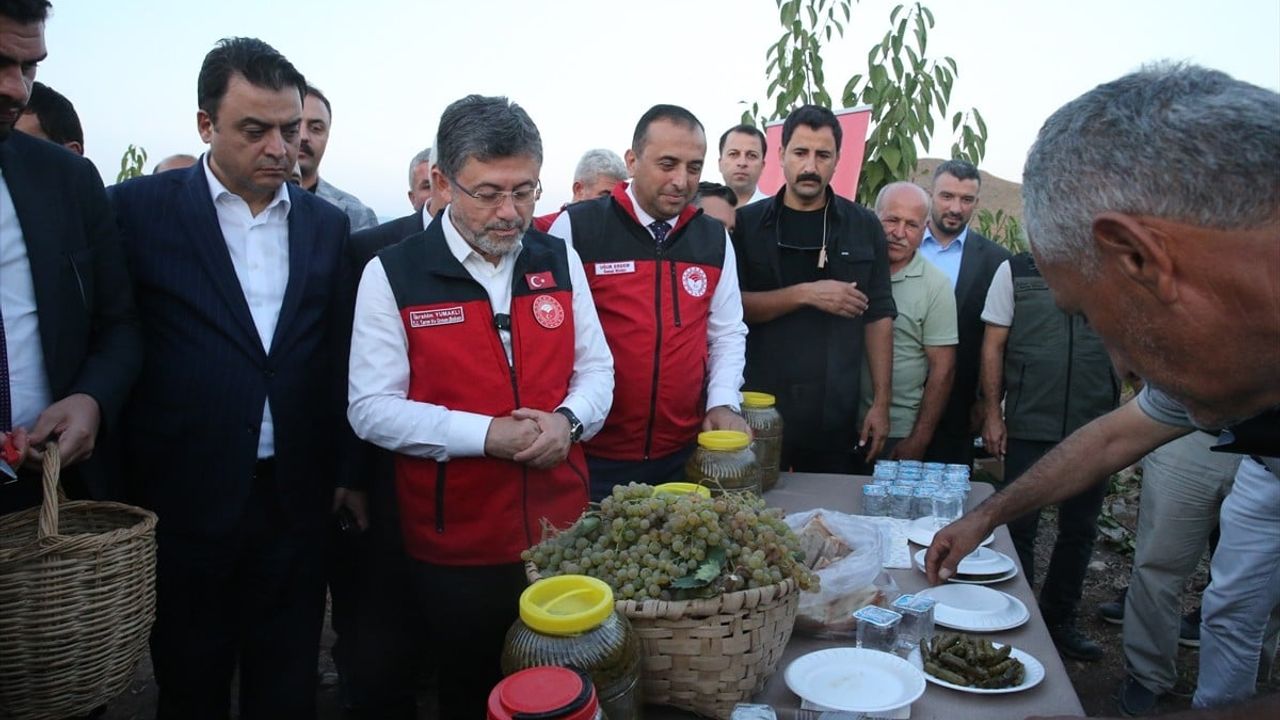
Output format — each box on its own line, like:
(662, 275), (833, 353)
(525, 271), (555, 290)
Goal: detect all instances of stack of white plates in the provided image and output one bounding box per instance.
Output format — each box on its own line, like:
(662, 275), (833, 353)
(913, 546), (1018, 585)
(906, 516), (996, 548)
(784, 647), (926, 714)
(915, 584), (1030, 631)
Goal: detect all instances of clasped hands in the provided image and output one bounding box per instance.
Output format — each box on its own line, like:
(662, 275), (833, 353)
(484, 408), (573, 470)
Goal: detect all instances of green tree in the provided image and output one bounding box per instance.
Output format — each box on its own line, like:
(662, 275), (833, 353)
(974, 208), (1027, 253)
(745, 1), (987, 206)
(116, 144), (147, 183)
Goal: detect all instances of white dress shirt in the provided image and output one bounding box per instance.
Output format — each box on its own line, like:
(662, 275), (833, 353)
(0, 167), (52, 430)
(203, 155), (291, 459)
(547, 185), (747, 412)
(347, 205), (615, 461)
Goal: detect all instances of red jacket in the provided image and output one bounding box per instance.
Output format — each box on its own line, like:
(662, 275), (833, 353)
(565, 184), (727, 461)
(379, 225), (590, 565)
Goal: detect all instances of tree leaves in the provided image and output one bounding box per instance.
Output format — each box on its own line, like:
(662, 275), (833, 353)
(754, 1), (989, 207)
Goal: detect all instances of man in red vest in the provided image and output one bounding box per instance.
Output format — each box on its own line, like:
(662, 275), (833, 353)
(347, 94), (614, 717)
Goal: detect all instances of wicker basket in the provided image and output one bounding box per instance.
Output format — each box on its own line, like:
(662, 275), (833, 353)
(0, 445), (158, 720)
(527, 564), (800, 719)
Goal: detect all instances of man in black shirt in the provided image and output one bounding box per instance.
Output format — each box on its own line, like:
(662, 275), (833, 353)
(732, 105), (896, 473)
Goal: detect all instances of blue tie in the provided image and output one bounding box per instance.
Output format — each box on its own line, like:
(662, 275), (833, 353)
(649, 220), (672, 250)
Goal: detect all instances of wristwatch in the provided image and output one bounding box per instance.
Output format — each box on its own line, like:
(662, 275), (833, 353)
(555, 407), (584, 443)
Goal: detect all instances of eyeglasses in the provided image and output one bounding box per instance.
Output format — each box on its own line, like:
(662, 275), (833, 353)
(451, 178), (542, 209)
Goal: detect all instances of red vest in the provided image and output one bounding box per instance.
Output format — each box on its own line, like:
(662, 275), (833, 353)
(378, 222), (589, 565)
(565, 184), (726, 461)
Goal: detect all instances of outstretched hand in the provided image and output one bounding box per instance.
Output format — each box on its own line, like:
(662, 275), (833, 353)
(924, 511), (992, 584)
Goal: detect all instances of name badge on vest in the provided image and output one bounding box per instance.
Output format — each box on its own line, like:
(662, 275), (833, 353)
(531, 294), (565, 329)
(409, 306), (465, 328)
(594, 261), (636, 276)
(525, 271), (555, 290)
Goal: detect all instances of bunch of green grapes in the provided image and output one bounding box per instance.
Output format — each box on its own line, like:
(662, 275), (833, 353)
(522, 483), (819, 601)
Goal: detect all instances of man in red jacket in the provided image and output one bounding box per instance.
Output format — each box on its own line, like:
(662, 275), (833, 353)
(347, 94), (614, 717)
(549, 104), (749, 499)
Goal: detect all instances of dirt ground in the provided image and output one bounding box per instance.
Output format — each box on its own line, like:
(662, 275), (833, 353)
(97, 475), (1276, 719)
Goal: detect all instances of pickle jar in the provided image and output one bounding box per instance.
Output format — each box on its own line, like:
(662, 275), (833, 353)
(685, 430), (762, 496)
(740, 392), (784, 491)
(502, 575), (642, 720)
(488, 665), (604, 720)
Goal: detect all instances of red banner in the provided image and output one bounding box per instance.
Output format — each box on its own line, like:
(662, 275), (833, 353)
(756, 105), (872, 201)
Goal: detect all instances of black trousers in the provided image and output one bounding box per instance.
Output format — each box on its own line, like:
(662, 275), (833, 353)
(923, 412), (976, 466)
(151, 461), (327, 720)
(1002, 438), (1108, 627)
(586, 443), (696, 502)
(408, 560), (528, 719)
(328, 455), (427, 720)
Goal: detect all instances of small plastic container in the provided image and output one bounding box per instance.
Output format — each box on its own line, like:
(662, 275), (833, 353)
(854, 605), (902, 653)
(685, 430), (761, 496)
(898, 460), (923, 472)
(889, 485), (915, 519)
(730, 703), (778, 720)
(892, 594), (937, 652)
(741, 392), (784, 491)
(502, 576), (642, 720)
(487, 666), (603, 720)
(872, 460), (898, 481)
(931, 490), (965, 524)
(922, 462), (946, 473)
(945, 463), (971, 478)
(912, 486), (936, 520)
(861, 484), (890, 516)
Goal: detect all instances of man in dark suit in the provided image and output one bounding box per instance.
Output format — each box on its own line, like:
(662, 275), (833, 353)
(325, 190), (436, 720)
(918, 159), (1011, 466)
(109, 37), (354, 719)
(0, 0), (142, 514)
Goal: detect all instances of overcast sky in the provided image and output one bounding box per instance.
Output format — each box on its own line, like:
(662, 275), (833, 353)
(38, 0), (1280, 219)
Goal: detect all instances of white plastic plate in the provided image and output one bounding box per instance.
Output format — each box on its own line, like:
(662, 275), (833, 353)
(913, 548), (1015, 577)
(908, 643), (1046, 694)
(906, 516), (995, 548)
(784, 647), (927, 714)
(916, 584), (1030, 632)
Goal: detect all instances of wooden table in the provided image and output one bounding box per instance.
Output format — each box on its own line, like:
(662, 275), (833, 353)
(651, 472), (1085, 719)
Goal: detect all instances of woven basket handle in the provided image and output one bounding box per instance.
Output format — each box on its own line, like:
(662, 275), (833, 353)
(37, 442), (65, 541)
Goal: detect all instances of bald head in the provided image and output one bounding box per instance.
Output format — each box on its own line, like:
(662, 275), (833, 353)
(154, 154), (199, 173)
(876, 182), (931, 271)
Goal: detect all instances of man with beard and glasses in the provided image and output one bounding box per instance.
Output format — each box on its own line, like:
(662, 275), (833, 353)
(919, 159), (1010, 468)
(926, 63), (1280, 715)
(109, 37), (357, 718)
(0, 0), (141, 518)
(299, 84), (377, 231)
(732, 104), (895, 473)
(347, 94), (613, 717)
(549, 104), (749, 499)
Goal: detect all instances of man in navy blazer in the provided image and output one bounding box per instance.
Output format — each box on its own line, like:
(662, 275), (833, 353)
(109, 37), (355, 719)
(919, 160), (1011, 466)
(0, 0), (142, 513)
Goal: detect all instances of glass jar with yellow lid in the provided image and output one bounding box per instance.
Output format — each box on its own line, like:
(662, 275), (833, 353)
(740, 392), (784, 491)
(502, 575), (642, 720)
(685, 430), (762, 496)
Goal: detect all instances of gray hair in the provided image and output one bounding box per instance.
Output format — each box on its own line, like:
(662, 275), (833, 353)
(435, 95), (542, 180)
(1023, 62), (1280, 274)
(573, 148), (627, 183)
(875, 181), (931, 217)
(407, 146), (432, 188)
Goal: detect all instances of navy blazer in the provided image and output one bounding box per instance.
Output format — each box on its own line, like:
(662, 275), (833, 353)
(0, 133), (142, 499)
(944, 229), (1012, 429)
(109, 162), (354, 537)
